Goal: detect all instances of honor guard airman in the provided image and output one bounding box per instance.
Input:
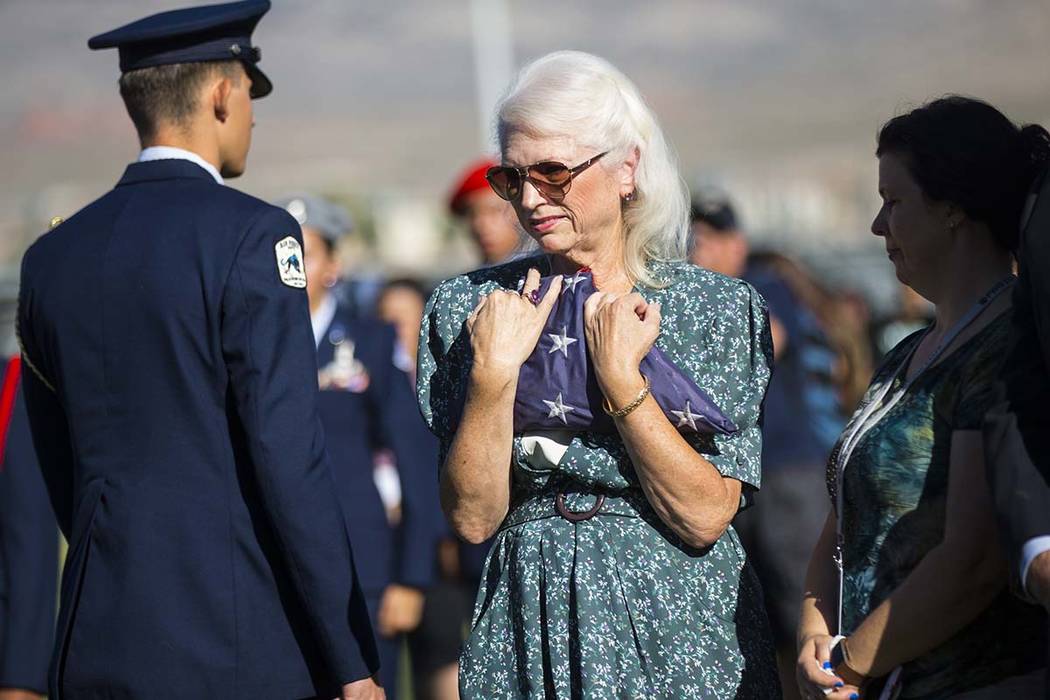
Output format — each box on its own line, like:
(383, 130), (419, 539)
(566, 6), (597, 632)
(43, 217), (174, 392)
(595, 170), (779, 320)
(275, 194), (442, 700)
(16, 3), (383, 698)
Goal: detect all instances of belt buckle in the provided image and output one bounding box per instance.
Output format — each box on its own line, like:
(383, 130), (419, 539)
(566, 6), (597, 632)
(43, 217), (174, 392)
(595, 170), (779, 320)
(555, 492), (605, 522)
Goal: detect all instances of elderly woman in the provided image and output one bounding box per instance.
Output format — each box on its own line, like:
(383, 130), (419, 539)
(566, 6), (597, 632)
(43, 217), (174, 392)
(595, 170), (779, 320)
(417, 51), (778, 698)
(797, 97), (1049, 700)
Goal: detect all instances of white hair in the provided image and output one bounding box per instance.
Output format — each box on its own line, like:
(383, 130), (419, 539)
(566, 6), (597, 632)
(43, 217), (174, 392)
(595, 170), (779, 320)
(496, 50), (690, 288)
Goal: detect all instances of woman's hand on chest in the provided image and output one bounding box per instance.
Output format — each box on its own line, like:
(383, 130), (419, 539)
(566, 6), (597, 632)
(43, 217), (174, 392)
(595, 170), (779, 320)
(466, 269), (563, 383)
(583, 290), (661, 403)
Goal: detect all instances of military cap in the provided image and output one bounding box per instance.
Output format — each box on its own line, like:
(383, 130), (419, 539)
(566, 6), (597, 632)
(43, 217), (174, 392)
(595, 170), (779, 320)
(448, 158), (497, 216)
(274, 194), (354, 244)
(88, 0), (273, 99)
(690, 189), (739, 232)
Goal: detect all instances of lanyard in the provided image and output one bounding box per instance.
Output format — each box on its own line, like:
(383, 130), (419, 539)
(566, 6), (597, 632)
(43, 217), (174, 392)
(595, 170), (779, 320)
(831, 274), (1014, 634)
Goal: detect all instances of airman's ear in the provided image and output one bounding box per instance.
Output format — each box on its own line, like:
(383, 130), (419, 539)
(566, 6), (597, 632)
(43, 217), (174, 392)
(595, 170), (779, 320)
(212, 75), (233, 123)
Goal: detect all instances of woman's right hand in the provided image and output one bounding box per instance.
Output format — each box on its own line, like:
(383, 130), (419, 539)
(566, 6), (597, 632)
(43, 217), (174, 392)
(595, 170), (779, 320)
(797, 634), (859, 700)
(466, 268), (562, 381)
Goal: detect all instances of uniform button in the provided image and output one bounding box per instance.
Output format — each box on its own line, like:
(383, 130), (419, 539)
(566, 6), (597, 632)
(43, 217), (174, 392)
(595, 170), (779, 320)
(230, 43), (241, 55)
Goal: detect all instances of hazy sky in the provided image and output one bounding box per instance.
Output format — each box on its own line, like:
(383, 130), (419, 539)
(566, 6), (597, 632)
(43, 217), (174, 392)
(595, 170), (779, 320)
(2, 0), (1048, 266)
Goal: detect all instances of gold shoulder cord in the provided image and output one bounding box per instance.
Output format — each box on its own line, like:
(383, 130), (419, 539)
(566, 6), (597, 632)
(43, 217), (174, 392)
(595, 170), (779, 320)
(15, 322), (56, 394)
(15, 214), (61, 394)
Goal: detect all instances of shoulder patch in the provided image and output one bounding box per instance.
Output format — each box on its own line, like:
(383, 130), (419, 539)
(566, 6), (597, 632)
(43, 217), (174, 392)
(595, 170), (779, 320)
(275, 236), (307, 288)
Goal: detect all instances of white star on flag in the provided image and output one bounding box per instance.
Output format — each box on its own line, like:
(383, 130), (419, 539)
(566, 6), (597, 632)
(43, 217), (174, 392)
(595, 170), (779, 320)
(671, 401), (703, 430)
(562, 272), (586, 293)
(543, 393), (576, 424)
(547, 326), (578, 357)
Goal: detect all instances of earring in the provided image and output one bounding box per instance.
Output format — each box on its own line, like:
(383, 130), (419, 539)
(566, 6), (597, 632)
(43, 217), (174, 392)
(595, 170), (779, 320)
(622, 191), (635, 203)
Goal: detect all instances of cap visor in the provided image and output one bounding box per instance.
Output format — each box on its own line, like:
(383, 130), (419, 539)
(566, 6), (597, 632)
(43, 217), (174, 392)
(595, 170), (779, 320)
(245, 62), (271, 98)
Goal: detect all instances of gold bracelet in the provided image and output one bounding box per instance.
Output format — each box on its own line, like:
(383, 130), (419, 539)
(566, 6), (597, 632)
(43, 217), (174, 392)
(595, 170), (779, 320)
(602, 374), (651, 418)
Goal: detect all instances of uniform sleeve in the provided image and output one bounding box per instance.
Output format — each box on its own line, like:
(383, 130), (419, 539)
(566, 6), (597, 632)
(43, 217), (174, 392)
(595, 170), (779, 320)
(1024, 178), (1050, 374)
(983, 274), (1050, 593)
(17, 247), (75, 538)
(702, 281), (773, 493)
(0, 379), (58, 695)
(367, 326), (440, 590)
(221, 208), (378, 684)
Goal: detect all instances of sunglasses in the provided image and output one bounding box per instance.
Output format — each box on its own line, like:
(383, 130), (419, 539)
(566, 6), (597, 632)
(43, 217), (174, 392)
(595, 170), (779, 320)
(486, 151), (608, 202)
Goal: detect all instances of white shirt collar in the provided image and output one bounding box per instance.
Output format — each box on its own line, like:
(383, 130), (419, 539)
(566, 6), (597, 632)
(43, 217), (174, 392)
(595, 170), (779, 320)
(137, 146), (224, 185)
(310, 293), (338, 349)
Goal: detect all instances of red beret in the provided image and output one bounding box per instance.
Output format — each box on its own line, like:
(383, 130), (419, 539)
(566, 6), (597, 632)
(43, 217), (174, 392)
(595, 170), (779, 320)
(448, 158), (497, 216)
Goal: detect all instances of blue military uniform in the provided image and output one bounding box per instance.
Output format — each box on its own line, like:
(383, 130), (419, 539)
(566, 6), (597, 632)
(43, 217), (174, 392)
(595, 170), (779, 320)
(278, 194), (442, 700)
(16, 3), (379, 698)
(0, 357), (58, 696)
(315, 307), (439, 698)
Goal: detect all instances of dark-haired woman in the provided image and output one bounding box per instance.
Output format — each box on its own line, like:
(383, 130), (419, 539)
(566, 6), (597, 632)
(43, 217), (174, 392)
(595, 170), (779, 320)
(797, 96), (1050, 700)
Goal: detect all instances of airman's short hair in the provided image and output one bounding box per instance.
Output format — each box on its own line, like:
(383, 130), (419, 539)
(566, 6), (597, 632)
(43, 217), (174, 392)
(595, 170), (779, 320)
(118, 59), (242, 142)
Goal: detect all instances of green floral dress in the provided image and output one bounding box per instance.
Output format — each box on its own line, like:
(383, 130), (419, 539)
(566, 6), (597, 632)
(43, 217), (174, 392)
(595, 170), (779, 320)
(828, 309), (1047, 699)
(417, 255), (779, 699)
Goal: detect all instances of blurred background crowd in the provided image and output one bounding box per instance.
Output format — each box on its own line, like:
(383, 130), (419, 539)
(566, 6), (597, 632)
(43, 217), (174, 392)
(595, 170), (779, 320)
(1, 2), (1049, 699)
(3, 0), (1049, 330)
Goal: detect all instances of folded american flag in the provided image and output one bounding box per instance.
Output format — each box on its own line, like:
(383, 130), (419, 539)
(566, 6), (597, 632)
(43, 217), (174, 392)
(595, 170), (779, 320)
(512, 270), (737, 436)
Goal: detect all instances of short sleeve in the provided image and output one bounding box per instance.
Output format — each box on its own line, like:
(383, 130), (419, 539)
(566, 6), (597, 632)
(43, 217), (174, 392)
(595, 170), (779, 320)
(950, 318), (1012, 430)
(697, 281), (773, 491)
(416, 280), (464, 468)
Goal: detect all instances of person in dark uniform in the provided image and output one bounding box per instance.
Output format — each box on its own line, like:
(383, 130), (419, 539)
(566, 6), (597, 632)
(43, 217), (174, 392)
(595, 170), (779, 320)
(0, 357), (58, 700)
(275, 194), (442, 700)
(984, 123), (1050, 691)
(16, 3), (382, 698)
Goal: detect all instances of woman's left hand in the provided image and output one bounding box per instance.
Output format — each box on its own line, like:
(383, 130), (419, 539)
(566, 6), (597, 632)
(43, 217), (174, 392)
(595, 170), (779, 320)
(797, 633), (863, 700)
(583, 291), (661, 405)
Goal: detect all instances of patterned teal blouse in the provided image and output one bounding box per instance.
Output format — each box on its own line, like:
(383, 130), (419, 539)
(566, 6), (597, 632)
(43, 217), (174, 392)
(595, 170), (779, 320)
(829, 309), (1046, 699)
(417, 255), (780, 699)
